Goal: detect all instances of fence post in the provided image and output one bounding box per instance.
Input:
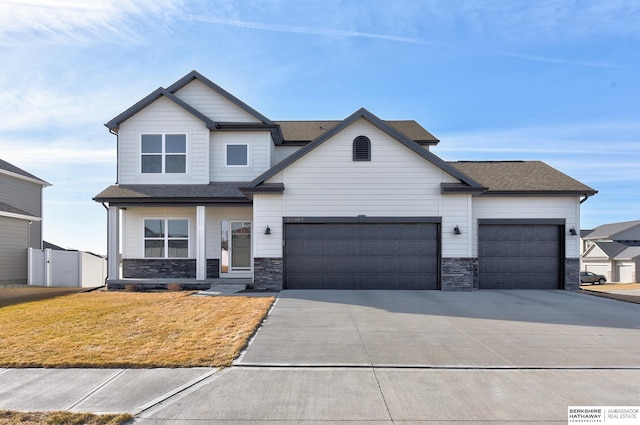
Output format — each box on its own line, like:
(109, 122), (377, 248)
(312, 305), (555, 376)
(44, 248), (51, 287)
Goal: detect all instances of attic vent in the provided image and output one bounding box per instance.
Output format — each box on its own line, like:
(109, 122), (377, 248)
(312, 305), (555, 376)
(353, 136), (371, 161)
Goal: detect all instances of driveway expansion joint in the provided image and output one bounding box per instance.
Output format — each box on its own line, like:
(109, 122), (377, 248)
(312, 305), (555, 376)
(132, 368), (220, 417)
(64, 369), (126, 411)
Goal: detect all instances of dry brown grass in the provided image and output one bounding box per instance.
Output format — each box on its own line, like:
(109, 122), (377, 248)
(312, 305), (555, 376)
(0, 291), (274, 368)
(0, 410), (133, 425)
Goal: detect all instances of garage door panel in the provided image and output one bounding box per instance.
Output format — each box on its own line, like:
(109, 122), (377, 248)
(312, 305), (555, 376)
(285, 221), (439, 290)
(479, 224), (562, 290)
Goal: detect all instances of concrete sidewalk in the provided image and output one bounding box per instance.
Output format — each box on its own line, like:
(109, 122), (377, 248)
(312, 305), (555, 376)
(1, 290), (639, 424)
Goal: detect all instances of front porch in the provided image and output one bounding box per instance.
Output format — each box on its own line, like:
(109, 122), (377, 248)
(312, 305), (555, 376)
(106, 278), (253, 291)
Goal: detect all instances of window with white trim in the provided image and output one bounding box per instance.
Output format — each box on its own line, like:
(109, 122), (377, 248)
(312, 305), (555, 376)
(225, 144), (248, 166)
(144, 219), (189, 258)
(141, 134), (187, 173)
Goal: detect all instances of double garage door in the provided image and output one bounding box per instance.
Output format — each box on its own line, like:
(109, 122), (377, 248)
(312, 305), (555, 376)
(284, 219), (440, 289)
(283, 218), (564, 290)
(478, 221), (564, 290)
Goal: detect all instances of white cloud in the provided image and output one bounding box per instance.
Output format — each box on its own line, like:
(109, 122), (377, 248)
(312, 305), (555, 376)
(183, 14), (433, 45)
(498, 52), (622, 69)
(0, 0), (185, 45)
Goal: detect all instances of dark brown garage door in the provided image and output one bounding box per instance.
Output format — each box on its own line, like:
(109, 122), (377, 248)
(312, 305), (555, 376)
(284, 219), (440, 289)
(478, 221), (564, 289)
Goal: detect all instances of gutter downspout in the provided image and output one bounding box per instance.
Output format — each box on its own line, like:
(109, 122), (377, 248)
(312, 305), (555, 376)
(109, 128), (119, 184)
(101, 202), (109, 286)
(580, 192), (597, 204)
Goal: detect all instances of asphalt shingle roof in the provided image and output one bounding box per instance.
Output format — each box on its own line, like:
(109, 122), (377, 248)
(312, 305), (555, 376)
(582, 220), (640, 240)
(0, 158), (49, 185)
(274, 120), (439, 144)
(593, 241), (630, 258)
(0, 201), (33, 217)
(448, 161), (597, 194)
(94, 183), (250, 202)
(616, 246), (640, 260)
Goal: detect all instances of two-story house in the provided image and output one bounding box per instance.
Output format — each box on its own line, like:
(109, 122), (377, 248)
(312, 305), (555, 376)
(581, 220), (640, 282)
(94, 70), (597, 291)
(0, 158), (50, 285)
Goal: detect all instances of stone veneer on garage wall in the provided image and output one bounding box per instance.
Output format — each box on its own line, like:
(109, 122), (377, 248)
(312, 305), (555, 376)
(564, 258), (580, 290)
(253, 257), (283, 291)
(441, 257), (478, 291)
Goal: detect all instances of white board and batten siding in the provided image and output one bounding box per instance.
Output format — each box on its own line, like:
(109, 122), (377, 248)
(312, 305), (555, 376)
(472, 197), (581, 258)
(117, 97), (210, 185)
(172, 79), (262, 123)
(210, 131), (272, 182)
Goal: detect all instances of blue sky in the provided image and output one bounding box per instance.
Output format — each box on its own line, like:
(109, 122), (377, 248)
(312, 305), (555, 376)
(1, 0), (638, 255)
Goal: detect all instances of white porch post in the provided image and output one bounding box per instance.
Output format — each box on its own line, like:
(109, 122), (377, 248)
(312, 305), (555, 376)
(107, 206), (120, 281)
(196, 206), (206, 280)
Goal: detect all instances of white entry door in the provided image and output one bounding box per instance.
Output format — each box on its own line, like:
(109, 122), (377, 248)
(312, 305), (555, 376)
(221, 220), (252, 275)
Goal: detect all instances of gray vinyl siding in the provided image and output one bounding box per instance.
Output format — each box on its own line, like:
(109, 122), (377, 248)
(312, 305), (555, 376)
(0, 174), (42, 217)
(0, 216), (29, 284)
(0, 173), (43, 249)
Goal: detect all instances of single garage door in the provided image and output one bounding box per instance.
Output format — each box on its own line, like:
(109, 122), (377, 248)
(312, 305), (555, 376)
(478, 221), (563, 289)
(284, 219), (440, 289)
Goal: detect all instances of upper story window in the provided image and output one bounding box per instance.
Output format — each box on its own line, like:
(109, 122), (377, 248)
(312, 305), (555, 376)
(144, 218), (189, 258)
(226, 144), (248, 166)
(141, 134), (187, 174)
(353, 136), (371, 161)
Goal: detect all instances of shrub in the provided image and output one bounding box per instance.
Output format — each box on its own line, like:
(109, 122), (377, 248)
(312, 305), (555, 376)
(167, 282), (183, 292)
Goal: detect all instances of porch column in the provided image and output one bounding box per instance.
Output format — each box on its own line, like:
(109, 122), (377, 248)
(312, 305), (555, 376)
(196, 206), (206, 280)
(107, 206), (120, 281)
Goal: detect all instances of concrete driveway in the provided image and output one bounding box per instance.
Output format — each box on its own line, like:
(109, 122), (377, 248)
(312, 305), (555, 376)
(136, 290), (640, 424)
(237, 289), (640, 367)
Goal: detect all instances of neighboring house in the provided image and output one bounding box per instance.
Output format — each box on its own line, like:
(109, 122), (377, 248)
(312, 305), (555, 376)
(0, 158), (50, 284)
(581, 220), (640, 282)
(94, 70), (597, 291)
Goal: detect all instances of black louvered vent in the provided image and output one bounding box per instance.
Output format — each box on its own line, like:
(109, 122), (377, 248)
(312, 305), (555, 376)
(353, 136), (371, 161)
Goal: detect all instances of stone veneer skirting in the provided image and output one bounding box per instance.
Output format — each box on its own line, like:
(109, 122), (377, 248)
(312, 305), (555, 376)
(441, 257), (478, 291)
(207, 259), (220, 279)
(123, 259), (196, 279)
(253, 257), (283, 291)
(564, 258), (580, 290)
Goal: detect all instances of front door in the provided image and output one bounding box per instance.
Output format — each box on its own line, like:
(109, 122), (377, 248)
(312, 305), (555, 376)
(221, 220), (252, 275)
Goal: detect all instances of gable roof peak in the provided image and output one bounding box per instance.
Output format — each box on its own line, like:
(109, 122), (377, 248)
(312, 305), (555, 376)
(166, 70), (276, 127)
(105, 87), (216, 131)
(245, 107), (483, 190)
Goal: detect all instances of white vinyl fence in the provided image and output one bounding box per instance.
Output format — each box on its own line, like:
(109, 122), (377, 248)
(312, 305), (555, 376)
(28, 248), (107, 287)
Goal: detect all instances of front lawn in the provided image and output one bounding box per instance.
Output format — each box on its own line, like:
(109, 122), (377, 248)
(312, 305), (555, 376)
(0, 291), (274, 368)
(0, 410), (132, 425)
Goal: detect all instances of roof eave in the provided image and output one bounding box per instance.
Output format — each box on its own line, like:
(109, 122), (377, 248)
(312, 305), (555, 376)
(166, 70), (277, 128)
(441, 183), (487, 194)
(477, 190), (599, 197)
(105, 88), (217, 131)
(247, 108), (484, 189)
